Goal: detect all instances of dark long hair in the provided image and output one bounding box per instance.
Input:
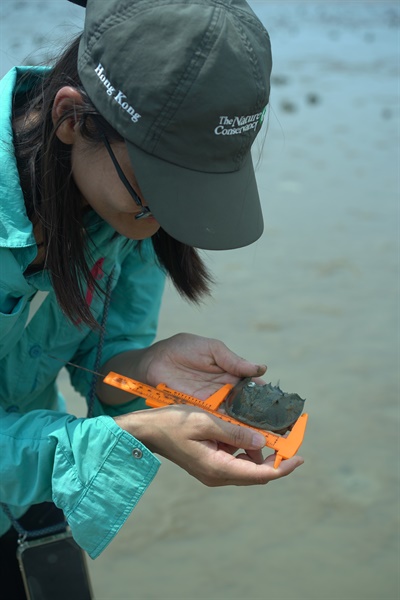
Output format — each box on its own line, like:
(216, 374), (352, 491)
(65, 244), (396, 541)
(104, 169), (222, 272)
(13, 34), (213, 329)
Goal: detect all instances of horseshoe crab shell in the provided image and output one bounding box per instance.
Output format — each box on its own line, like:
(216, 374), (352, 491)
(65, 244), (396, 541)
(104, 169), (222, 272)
(224, 378), (305, 433)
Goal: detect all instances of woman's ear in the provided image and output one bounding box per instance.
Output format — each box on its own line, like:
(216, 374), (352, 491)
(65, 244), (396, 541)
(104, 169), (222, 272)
(52, 86), (84, 145)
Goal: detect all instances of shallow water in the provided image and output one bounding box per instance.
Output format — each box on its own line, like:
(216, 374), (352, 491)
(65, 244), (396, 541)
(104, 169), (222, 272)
(1, 2), (399, 599)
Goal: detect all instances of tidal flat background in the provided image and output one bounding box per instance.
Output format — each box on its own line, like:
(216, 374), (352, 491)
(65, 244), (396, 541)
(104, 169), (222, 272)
(1, 1), (399, 599)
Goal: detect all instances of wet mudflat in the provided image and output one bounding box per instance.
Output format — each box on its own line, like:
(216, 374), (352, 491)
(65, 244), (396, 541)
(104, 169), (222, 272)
(1, 1), (398, 598)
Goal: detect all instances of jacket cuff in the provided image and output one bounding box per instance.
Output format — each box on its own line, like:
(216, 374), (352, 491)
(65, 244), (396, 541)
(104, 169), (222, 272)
(54, 416), (160, 559)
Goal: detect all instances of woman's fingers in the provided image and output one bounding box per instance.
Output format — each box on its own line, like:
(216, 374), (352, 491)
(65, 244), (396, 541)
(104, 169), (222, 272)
(116, 405), (304, 488)
(241, 448), (265, 464)
(195, 414), (266, 450)
(208, 337), (267, 379)
(190, 444), (304, 487)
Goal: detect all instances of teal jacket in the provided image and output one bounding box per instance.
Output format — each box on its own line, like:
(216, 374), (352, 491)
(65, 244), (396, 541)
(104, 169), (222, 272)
(0, 67), (165, 558)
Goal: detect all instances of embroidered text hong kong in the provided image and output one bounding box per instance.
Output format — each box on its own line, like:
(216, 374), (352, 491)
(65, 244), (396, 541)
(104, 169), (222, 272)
(94, 63), (141, 123)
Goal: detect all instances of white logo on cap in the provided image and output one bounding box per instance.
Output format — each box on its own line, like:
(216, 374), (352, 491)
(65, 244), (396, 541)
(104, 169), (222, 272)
(94, 64), (141, 123)
(214, 110), (265, 135)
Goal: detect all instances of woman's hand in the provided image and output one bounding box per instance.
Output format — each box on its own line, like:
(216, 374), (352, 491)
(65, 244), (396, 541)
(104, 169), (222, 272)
(139, 333), (268, 399)
(98, 333), (267, 406)
(107, 334), (304, 486)
(115, 405), (304, 487)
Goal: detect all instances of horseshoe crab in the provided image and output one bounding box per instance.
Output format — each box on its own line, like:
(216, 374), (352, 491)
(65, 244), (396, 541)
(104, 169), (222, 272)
(224, 378), (305, 434)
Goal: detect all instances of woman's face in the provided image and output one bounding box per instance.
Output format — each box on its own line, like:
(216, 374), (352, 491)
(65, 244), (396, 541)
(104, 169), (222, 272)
(71, 132), (160, 240)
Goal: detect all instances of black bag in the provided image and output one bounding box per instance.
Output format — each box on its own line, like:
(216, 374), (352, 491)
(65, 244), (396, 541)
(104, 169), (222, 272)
(17, 529), (93, 600)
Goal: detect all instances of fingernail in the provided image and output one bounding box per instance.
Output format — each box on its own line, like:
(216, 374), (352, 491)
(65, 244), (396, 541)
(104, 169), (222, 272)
(252, 433), (265, 447)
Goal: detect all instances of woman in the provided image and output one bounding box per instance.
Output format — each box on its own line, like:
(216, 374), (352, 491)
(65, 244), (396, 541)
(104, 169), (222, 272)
(0, 0), (303, 595)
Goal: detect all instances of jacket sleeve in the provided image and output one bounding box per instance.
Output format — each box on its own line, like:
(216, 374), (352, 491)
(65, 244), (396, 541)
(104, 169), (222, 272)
(67, 239), (166, 413)
(0, 406), (160, 558)
(0, 244), (163, 558)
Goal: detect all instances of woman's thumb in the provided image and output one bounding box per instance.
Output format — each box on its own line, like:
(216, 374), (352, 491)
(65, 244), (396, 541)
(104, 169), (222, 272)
(211, 340), (267, 378)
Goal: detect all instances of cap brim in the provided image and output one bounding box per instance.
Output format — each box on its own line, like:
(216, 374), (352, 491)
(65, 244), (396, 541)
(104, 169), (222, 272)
(126, 143), (264, 250)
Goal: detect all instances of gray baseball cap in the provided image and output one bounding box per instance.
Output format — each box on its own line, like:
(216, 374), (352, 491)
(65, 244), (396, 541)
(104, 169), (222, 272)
(76, 0), (272, 250)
